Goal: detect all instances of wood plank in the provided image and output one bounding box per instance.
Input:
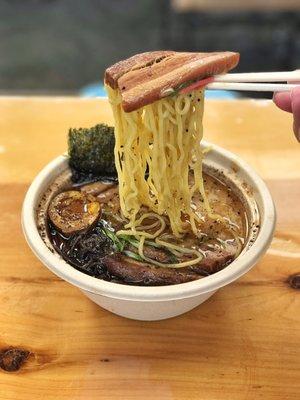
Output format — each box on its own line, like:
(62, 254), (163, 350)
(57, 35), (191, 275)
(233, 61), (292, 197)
(172, 0), (300, 11)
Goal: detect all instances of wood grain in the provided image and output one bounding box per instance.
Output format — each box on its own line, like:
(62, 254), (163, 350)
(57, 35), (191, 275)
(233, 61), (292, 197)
(172, 0), (300, 11)
(0, 97), (299, 400)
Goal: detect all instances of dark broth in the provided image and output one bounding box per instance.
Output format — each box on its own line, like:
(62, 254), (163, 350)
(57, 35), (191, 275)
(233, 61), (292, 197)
(45, 172), (248, 286)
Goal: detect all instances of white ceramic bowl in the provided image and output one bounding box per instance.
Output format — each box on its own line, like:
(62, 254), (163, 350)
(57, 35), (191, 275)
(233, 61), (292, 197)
(22, 142), (276, 321)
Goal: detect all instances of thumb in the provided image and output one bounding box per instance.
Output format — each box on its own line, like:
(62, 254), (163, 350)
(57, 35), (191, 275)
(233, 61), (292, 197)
(291, 87), (300, 142)
(273, 91), (292, 112)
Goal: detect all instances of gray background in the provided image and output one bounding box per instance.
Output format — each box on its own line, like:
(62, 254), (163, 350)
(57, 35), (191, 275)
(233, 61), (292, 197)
(0, 0), (299, 93)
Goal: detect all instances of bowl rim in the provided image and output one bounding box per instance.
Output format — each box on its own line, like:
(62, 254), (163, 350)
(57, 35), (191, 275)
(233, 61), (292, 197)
(22, 142), (276, 302)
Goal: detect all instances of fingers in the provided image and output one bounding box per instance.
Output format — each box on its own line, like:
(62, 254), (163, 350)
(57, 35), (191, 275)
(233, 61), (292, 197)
(291, 86), (300, 142)
(273, 86), (300, 142)
(273, 91), (292, 112)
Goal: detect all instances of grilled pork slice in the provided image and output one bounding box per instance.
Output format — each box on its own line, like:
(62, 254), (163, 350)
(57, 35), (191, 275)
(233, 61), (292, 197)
(105, 50), (175, 89)
(188, 246), (236, 276)
(104, 254), (199, 285)
(104, 244), (236, 286)
(105, 50), (239, 112)
(80, 181), (114, 196)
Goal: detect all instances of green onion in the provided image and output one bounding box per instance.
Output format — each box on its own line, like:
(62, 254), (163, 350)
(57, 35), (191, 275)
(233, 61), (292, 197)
(118, 234), (140, 248)
(144, 240), (162, 249)
(102, 227), (125, 252)
(101, 227), (179, 264)
(123, 250), (144, 261)
(169, 253), (178, 264)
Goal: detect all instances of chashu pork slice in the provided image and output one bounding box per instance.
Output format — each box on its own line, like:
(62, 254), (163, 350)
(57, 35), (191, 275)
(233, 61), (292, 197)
(105, 50), (175, 89)
(104, 50), (239, 112)
(103, 244), (236, 286)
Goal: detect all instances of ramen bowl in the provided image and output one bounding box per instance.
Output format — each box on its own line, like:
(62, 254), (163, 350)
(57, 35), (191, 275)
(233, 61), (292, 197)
(22, 142), (275, 321)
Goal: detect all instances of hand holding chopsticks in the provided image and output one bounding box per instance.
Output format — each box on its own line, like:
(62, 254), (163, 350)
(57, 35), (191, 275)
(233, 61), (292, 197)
(209, 69), (300, 141)
(178, 69), (300, 141)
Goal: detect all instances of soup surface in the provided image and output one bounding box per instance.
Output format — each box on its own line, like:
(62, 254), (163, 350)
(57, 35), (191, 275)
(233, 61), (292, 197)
(44, 171), (248, 286)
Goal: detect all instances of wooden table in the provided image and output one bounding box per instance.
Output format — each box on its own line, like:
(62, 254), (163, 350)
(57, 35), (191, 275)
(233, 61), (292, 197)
(172, 0), (300, 11)
(0, 97), (299, 400)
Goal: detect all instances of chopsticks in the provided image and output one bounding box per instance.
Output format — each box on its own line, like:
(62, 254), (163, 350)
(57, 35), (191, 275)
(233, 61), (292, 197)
(206, 82), (299, 92)
(213, 70), (300, 83)
(206, 70), (300, 92)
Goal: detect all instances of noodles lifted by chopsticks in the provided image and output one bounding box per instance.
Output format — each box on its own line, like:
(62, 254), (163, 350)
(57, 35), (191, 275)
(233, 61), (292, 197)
(106, 85), (214, 238)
